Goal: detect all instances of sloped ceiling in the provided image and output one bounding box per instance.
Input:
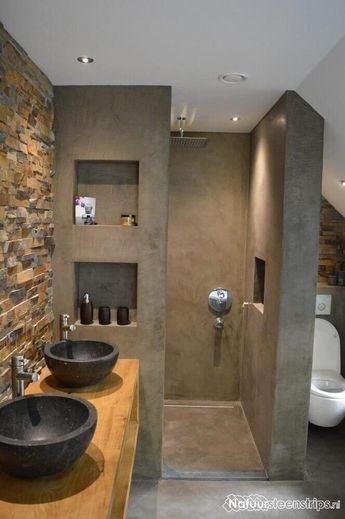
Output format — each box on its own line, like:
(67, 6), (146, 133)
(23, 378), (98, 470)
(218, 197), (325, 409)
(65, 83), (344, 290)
(298, 35), (345, 216)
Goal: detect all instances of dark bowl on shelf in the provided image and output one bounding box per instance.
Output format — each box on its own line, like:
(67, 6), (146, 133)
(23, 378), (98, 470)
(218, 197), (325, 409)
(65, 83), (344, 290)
(44, 340), (119, 387)
(0, 394), (97, 478)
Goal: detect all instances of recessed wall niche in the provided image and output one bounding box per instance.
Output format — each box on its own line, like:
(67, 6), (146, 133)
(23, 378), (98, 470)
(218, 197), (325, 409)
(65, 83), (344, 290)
(75, 161), (139, 226)
(75, 262), (137, 324)
(253, 256), (266, 304)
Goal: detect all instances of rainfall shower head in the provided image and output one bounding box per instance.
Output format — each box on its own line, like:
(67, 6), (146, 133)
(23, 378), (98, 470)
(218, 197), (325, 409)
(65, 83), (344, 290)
(170, 135), (208, 148)
(170, 117), (208, 148)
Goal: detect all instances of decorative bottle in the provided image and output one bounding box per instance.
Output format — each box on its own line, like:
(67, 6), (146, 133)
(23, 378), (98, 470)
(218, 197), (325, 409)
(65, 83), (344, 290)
(80, 293), (93, 324)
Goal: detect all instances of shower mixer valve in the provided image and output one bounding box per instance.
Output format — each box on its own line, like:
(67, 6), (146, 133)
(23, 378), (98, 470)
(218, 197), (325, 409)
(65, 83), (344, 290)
(208, 288), (232, 329)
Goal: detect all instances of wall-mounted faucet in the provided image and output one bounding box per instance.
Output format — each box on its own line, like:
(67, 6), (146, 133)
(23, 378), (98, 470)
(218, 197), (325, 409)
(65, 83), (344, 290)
(11, 356), (39, 398)
(208, 288), (232, 329)
(214, 316), (225, 330)
(60, 313), (76, 340)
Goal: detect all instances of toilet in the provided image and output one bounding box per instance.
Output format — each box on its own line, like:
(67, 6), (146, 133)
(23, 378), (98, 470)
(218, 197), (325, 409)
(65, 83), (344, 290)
(309, 318), (345, 427)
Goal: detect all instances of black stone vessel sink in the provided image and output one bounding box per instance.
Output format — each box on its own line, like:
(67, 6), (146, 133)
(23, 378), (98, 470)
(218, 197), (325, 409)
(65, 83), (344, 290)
(44, 340), (119, 387)
(0, 394), (97, 478)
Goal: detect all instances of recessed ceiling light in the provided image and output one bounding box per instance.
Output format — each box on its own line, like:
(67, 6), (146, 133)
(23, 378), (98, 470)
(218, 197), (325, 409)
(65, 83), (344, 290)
(230, 116), (240, 122)
(218, 73), (247, 84)
(77, 56), (94, 64)
(341, 180), (345, 187)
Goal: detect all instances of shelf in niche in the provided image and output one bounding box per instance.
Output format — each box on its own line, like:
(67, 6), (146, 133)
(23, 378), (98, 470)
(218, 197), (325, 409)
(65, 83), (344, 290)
(252, 303), (264, 314)
(74, 320), (137, 328)
(75, 160), (139, 226)
(317, 282), (345, 289)
(73, 224), (138, 229)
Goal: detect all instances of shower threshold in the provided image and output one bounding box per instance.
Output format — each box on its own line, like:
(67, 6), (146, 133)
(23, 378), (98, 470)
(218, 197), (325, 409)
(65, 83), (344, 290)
(163, 400), (267, 481)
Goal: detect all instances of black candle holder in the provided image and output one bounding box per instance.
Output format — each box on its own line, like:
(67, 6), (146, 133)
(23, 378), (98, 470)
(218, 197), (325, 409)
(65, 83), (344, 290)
(98, 306), (111, 325)
(117, 307), (130, 326)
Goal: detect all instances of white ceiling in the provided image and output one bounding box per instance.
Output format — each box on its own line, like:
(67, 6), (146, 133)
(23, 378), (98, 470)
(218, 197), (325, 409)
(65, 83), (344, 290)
(2, 0), (345, 212)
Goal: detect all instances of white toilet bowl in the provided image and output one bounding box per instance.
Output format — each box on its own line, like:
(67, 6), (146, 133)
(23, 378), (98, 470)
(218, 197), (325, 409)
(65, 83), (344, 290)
(309, 319), (345, 427)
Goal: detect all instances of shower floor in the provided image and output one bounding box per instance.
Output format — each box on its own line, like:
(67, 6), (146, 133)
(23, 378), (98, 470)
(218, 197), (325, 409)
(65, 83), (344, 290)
(163, 400), (266, 480)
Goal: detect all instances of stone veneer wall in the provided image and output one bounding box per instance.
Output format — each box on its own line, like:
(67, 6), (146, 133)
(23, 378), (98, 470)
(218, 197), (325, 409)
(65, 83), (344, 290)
(318, 196), (345, 282)
(0, 23), (54, 400)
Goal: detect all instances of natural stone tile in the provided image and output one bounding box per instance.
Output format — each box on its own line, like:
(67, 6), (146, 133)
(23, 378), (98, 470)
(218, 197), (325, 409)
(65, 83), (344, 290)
(9, 287), (26, 305)
(0, 23), (54, 399)
(318, 197), (345, 282)
(0, 193), (9, 205)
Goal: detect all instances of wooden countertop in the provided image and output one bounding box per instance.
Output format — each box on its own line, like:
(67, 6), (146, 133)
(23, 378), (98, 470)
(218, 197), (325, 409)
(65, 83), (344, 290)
(0, 359), (139, 519)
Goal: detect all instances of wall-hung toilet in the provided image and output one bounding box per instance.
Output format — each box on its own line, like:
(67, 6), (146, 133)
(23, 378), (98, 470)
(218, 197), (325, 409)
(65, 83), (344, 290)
(309, 318), (345, 427)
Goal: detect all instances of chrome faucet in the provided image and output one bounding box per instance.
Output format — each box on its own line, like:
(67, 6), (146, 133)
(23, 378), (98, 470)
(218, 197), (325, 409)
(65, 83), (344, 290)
(60, 313), (76, 340)
(214, 316), (225, 329)
(11, 356), (40, 398)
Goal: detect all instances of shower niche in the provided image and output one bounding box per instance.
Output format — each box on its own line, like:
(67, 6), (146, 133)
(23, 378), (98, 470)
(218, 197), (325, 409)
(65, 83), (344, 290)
(75, 160), (139, 226)
(253, 256), (266, 308)
(74, 261), (138, 326)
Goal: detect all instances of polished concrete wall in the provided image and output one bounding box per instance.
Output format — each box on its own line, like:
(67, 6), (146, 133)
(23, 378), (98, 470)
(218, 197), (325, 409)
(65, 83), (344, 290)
(53, 86), (171, 478)
(165, 133), (250, 400)
(241, 91), (324, 479)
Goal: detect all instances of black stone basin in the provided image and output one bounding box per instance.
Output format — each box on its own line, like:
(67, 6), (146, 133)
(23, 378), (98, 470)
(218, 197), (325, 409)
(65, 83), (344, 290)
(0, 394), (97, 478)
(44, 340), (119, 387)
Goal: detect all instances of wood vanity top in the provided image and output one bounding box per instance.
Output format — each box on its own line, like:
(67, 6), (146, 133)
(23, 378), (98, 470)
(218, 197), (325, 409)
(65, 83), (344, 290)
(0, 359), (139, 519)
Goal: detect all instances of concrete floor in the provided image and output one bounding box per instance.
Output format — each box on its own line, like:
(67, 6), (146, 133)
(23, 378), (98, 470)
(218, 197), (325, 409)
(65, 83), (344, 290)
(127, 420), (345, 518)
(163, 402), (264, 477)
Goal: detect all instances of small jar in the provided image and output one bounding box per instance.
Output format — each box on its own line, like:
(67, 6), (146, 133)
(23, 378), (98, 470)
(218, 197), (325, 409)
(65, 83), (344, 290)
(328, 275), (337, 286)
(117, 307), (130, 326)
(337, 270), (345, 286)
(98, 306), (111, 325)
(121, 214), (136, 226)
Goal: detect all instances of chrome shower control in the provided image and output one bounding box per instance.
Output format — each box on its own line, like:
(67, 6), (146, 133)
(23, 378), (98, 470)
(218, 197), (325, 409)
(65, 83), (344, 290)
(208, 287), (232, 330)
(208, 288), (232, 316)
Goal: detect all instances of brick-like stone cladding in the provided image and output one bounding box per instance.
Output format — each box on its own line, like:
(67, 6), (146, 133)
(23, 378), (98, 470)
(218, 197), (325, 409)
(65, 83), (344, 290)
(319, 196), (345, 282)
(0, 23), (54, 399)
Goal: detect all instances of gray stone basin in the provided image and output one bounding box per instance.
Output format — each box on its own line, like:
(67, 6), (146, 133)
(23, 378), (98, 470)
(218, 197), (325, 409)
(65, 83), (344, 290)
(44, 340), (119, 387)
(0, 394), (97, 478)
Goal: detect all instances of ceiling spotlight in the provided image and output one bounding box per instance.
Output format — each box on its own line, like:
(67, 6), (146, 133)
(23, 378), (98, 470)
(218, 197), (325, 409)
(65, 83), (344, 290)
(230, 116), (240, 122)
(218, 73), (247, 84)
(341, 180), (345, 187)
(77, 56), (94, 64)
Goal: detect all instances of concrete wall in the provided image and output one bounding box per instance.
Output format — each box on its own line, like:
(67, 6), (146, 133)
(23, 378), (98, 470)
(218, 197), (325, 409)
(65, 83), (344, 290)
(241, 91), (324, 479)
(0, 23), (54, 399)
(165, 133), (250, 400)
(53, 86), (171, 478)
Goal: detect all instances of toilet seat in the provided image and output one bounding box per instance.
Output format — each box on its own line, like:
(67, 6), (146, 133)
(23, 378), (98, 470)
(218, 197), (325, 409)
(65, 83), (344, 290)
(311, 369), (345, 399)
